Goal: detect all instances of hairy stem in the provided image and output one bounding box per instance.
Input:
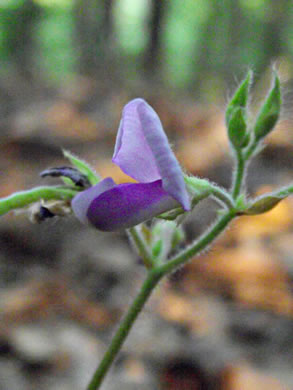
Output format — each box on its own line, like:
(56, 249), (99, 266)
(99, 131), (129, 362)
(277, 185), (293, 197)
(232, 151), (245, 199)
(244, 138), (258, 161)
(0, 186), (77, 216)
(185, 176), (234, 210)
(86, 209), (236, 390)
(210, 185), (235, 208)
(86, 268), (163, 390)
(158, 209), (236, 274)
(128, 226), (154, 268)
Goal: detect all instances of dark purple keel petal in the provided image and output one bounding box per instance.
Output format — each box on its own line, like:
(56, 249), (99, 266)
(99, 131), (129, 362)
(71, 177), (116, 224)
(87, 180), (178, 231)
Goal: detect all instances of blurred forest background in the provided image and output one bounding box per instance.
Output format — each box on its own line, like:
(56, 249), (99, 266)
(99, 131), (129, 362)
(1, 1), (293, 390)
(2, 0), (293, 99)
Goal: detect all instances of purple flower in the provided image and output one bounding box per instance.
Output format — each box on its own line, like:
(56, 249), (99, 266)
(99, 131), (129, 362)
(72, 99), (190, 231)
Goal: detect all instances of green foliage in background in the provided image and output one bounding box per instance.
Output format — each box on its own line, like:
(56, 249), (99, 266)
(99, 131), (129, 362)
(1, 0), (293, 97)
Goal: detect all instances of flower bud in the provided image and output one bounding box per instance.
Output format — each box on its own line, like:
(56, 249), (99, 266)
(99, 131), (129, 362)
(225, 70), (252, 126)
(41, 167), (91, 188)
(151, 221), (185, 260)
(63, 150), (100, 185)
(253, 72), (281, 141)
(228, 107), (249, 150)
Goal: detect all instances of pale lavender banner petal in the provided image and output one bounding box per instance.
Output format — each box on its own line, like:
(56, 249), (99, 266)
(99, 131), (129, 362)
(72, 177), (116, 224)
(113, 99), (161, 183)
(87, 181), (178, 231)
(113, 99), (190, 210)
(137, 102), (190, 211)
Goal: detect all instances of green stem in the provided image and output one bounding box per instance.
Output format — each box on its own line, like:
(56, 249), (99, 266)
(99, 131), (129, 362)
(86, 268), (163, 390)
(232, 137), (262, 200)
(86, 209), (236, 390)
(231, 137), (262, 200)
(128, 226), (154, 268)
(185, 176), (234, 210)
(210, 186), (235, 209)
(0, 186), (77, 216)
(244, 138), (258, 161)
(158, 209), (236, 275)
(232, 151), (245, 199)
(277, 185), (293, 197)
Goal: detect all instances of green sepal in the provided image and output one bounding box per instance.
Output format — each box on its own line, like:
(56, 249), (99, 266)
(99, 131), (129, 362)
(186, 175), (235, 209)
(242, 185), (293, 215)
(228, 107), (247, 149)
(63, 150), (100, 185)
(225, 70), (252, 126)
(253, 72), (281, 141)
(244, 195), (283, 215)
(184, 176), (212, 196)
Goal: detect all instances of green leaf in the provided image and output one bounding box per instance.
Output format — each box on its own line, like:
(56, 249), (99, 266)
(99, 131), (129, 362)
(63, 150), (100, 185)
(253, 72), (281, 141)
(225, 70), (252, 126)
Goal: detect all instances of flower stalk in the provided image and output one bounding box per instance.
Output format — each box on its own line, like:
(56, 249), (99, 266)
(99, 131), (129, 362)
(232, 150), (245, 199)
(0, 186), (77, 217)
(86, 268), (163, 390)
(127, 226), (154, 268)
(87, 209), (236, 390)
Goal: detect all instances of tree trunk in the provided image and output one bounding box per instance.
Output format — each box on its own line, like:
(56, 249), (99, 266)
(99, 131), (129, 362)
(143, 0), (167, 77)
(74, 0), (114, 77)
